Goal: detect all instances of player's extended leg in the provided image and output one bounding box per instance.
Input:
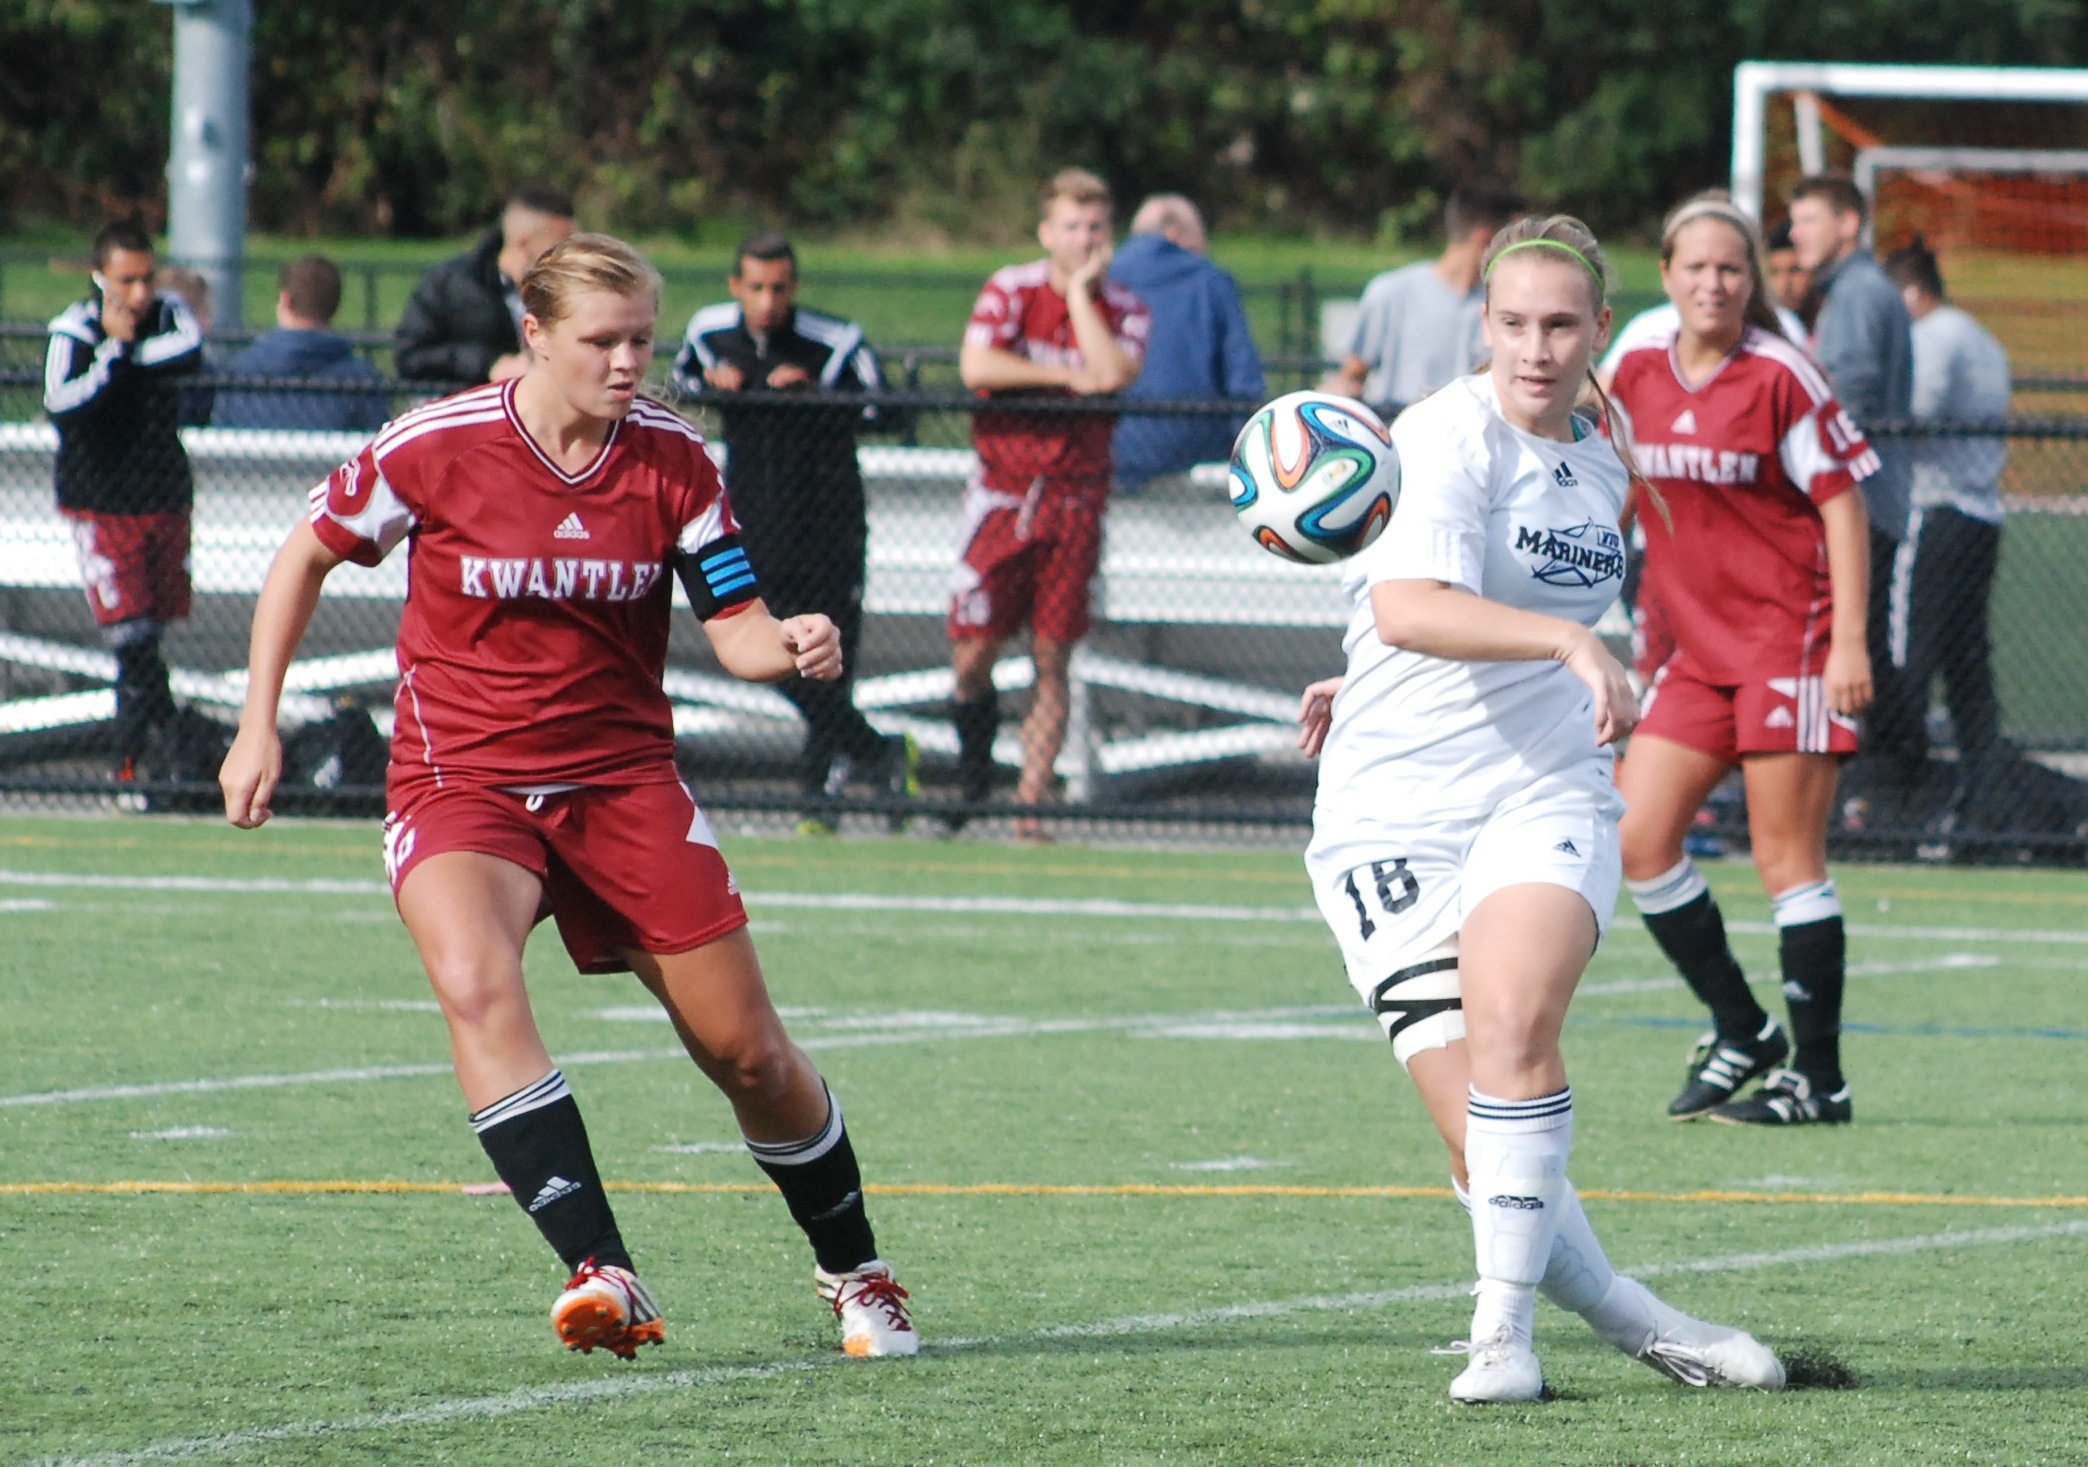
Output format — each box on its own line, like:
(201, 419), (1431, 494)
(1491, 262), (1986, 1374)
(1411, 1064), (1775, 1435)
(397, 852), (655, 1356)
(1016, 634), (1074, 820)
(949, 634), (1005, 824)
(1404, 1042), (1781, 1390)
(1710, 753), (1851, 1127)
(1618, 735), (1785, 1119)
(629, 930), (918, 1357)
(1446, 882), (1596, 1403)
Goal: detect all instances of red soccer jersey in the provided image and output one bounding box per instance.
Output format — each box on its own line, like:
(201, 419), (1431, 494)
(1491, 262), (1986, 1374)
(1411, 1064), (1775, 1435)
(307, 382), (757, 791)
(1610, 326), (1880, 684)
(963, 259), (1149, 490)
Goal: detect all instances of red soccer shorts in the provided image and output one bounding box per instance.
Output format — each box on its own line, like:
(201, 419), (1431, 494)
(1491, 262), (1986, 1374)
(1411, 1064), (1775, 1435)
(64, 510), (192, 628)
(1637, 653), (1860, 763)
(382, 778), (748, 974)
(947, 477), (1106, 644)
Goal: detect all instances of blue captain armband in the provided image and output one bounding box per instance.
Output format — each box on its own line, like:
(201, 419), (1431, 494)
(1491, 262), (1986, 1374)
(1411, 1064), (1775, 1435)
(674, 533), (764, 620)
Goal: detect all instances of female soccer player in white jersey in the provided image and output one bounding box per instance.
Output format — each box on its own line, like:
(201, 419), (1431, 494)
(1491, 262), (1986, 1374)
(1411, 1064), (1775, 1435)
(219, 235), (916, 1362)
(1298, 216), (1783, 1404)
(1609, 193), (1878, 1129)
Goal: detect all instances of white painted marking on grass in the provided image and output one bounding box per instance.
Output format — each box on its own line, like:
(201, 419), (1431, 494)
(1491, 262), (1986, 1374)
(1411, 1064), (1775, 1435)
(1580, 952), (2003, 998)
(128, 1126), (231, 1140)
(286, 998), (443, 1014)
(0, 869), (387, 896)
(653, 1142), (745, 1156)
(0, 898), (54, 912)
(1171, 1157), (1289, 1172)
(1143, 1021), (1376, 1042)
(14, 867), (2088, 950)
(38, 1219), (2088, 1467)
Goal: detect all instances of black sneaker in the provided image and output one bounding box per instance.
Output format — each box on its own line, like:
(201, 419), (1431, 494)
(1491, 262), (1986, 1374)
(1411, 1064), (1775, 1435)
(1709, 1068), (1852, 1127)
(1667, 1019), (1788, 1120)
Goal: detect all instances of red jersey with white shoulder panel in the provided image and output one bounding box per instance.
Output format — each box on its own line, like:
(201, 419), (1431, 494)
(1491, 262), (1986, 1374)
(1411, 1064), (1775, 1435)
(307, 382), (758, 791)
(1609, 325), (1879, 684)
(963, 260), (1149, 490)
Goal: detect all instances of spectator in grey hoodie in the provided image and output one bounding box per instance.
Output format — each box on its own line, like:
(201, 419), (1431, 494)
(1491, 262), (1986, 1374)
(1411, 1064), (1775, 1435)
(1787, 173), (1918, 781)
(216, 256), (391, 431)
(1880, 238), (2013, 820)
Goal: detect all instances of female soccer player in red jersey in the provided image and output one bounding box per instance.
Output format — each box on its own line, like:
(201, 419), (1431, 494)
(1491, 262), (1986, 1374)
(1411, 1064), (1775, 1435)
(1609, 192), (1878, 1128)
(219, 234), (916, 1361)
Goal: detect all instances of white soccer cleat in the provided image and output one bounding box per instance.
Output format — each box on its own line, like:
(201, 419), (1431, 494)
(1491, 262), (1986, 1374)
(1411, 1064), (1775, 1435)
(552, 1258), (665, 1360)
(1587, 1276), (1785, 1390)
(814, 1260), (920, 1358)
(1446, 1327), (1546, 1404)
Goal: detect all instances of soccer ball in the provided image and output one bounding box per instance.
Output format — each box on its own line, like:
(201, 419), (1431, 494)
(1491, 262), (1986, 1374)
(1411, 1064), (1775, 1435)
(1227, 391), (1398, 564)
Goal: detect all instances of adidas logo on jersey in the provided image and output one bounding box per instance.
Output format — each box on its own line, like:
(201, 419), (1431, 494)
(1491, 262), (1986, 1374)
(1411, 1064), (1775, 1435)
(1551, 460), (1579, 488)
(1765, 706), (1796, 729)
(1552, 839), (1579, 856)
(1670, 408), (1698, 435)
(553, 513), (590, 540)
(529, 1175), (582, 1212)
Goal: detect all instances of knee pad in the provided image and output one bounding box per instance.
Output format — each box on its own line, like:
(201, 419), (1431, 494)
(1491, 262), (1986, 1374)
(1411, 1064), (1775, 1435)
(1367, 942), (1464, 1070)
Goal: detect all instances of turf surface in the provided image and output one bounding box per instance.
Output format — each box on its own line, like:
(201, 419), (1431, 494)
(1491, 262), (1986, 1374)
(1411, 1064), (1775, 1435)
(2, 814), (2086, 1464)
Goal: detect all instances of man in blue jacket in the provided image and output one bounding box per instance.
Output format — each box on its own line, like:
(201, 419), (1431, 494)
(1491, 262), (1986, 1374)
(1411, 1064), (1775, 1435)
(1108, 195), (1265, 491)
(1787, 173), (1919, 789)
(216, 256), (391, 431)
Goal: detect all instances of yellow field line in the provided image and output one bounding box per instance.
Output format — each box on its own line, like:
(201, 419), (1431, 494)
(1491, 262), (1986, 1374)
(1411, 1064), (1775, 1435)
(3, 1179), (2085, 1208)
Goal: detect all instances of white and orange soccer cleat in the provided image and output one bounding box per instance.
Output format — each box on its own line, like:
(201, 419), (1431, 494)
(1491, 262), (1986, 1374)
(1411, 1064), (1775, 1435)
(552, 1258), (665, 1360)
(814, 1260), (919, 1358)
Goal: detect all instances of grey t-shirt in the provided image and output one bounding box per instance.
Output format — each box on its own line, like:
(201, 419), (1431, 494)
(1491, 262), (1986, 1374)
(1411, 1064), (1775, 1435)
(1910, 304), (2011, 524)
(1347, 261), (1484, 409)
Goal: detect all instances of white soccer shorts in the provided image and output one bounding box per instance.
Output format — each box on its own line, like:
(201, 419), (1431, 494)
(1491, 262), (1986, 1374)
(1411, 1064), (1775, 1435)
(1305, 769), (1624, 1067)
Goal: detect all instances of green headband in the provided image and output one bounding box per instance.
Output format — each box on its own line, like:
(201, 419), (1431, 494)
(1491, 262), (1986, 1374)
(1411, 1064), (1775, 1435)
(1485, 238), (1598, 279)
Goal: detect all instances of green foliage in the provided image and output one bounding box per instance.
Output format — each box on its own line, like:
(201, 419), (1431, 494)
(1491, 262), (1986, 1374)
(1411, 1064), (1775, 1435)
(2, 0), (2085, 240)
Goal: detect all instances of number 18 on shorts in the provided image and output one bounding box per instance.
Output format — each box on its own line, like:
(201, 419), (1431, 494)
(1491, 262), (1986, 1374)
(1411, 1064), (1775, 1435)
(1306, 775), (1624, 1068)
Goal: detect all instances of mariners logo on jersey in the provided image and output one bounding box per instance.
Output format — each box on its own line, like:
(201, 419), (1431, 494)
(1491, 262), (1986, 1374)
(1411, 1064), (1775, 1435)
(1513, 521), (1624, 589)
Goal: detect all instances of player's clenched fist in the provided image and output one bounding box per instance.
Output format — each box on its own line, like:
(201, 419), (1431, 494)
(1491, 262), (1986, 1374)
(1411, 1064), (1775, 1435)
(780, 614), (843, 681)
(220, 724), (283, 829)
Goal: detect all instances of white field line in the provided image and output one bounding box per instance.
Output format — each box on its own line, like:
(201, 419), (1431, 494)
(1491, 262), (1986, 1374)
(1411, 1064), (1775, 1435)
(31, 1219), (2088, 1467)
(1579, 952), (2002, 998)
(7, 867), (2088, 947)
(0, 1008), (1369, 1109)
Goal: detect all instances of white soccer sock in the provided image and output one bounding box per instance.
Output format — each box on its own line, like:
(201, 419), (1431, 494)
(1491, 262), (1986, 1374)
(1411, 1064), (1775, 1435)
(1454, 1169), (1616, 1319)
(1465, 1086), (1573, 1347)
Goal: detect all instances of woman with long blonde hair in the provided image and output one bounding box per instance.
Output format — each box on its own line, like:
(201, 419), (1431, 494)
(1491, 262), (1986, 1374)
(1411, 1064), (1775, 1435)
(1297, 216), (1783, 1403)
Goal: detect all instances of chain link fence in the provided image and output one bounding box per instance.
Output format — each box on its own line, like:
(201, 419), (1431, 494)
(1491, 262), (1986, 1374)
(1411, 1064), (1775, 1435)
(4, 367), (2088, 857)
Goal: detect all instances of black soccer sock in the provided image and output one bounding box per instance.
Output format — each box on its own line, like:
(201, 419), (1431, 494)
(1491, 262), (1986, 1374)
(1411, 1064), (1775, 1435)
(111, 633), (175, 764)
(1626, 858), (1769, 1040)
(1774, 882), (1848, 1091)
(953, 691), (998, 802)
(471, 1070), (634, 1274)
(746, 1086), (878, 1275)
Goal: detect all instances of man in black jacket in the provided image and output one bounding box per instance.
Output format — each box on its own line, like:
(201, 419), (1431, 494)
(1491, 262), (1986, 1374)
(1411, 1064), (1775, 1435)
(393, 185), (575, 384)
(671, 231), (915, 832)
(43, 218), (205, 780)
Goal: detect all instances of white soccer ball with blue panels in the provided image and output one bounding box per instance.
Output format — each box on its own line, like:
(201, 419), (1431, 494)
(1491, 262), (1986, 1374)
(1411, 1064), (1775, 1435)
(1227, 390), (1399, 564)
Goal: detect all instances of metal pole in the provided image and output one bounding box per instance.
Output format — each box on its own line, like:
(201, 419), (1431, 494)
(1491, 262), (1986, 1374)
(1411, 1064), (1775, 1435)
(161, 0), (251, 331)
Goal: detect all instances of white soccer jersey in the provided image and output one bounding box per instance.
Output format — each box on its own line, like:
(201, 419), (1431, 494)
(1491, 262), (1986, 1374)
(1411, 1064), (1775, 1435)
(1312, 374), (1631, 851)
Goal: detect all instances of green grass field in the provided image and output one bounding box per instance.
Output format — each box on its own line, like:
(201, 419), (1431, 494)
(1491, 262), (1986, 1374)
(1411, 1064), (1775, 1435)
(3, 813), (2086, 1465)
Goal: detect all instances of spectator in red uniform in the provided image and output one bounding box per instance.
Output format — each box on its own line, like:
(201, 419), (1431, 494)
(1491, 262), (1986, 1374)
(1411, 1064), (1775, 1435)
(950, 168), (1149, 834)
(1609, 192), (1877, 1130)
(220, 234), (917, 1362)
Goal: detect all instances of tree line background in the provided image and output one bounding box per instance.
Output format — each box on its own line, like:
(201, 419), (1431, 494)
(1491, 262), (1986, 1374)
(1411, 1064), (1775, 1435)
(5, 0), (2086, 245)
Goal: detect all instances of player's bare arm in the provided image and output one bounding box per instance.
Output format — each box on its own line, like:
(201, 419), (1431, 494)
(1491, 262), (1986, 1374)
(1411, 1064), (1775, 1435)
(222, 519), (348, 828)
(1064, 246), (1139, 394)
(958, 339), (1079, 393)
(1322, 355), (1370, 397)
(1819, 489), (1874, 716)
(704, 603), (843, 684)
(1372, 578), (1639, 745)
